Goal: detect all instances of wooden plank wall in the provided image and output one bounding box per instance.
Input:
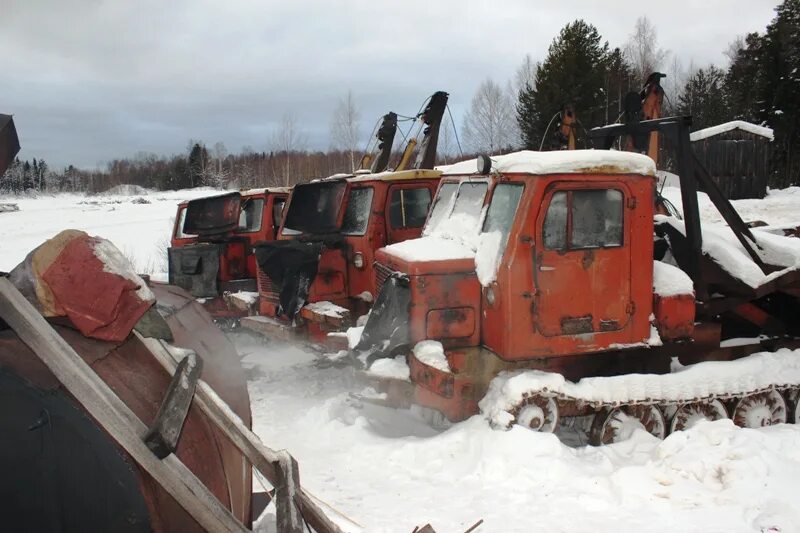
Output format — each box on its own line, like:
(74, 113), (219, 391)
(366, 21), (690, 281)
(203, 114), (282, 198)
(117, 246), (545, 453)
(691, 130), (771, 200)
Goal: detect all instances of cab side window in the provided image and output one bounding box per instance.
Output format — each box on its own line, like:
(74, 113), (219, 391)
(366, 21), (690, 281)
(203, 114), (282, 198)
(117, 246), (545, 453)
(543, 189), (623, 250)
(272, 199), (286, 229)
(389, 187), (432, 229)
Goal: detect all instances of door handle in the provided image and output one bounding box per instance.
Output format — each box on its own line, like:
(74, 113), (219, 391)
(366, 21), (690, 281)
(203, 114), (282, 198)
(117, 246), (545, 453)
(539, 265), (556, 271)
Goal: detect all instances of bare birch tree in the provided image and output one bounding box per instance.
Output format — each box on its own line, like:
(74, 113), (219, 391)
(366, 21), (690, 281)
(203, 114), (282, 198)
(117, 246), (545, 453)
(513, 54), (537, 95)
(270, 114), (306, 186)
(330, 90), (361, 172)
(462, 78), (518, 154)
(624, 16), (669, 85)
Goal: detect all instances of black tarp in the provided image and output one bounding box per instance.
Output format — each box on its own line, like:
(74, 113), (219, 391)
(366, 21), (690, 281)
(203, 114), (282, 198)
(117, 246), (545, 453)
(255, 240), (325, 319)
(356, 274), (411, 362)
(167, 243), (222, 298)
(0, 114), (21, 176)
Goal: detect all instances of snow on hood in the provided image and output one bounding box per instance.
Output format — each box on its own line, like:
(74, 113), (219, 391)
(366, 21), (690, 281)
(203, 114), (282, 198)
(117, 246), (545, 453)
(383, 208), (485, 262)
(437, 150), (656, 177)
(690, 120), (774, 142)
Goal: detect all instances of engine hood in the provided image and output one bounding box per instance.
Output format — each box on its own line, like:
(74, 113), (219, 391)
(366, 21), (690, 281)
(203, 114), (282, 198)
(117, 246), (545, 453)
(375, 236), (476, 276)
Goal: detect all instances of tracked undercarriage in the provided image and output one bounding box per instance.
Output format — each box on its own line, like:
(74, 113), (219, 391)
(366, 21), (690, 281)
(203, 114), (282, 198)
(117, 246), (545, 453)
(483, 347), (800, 446)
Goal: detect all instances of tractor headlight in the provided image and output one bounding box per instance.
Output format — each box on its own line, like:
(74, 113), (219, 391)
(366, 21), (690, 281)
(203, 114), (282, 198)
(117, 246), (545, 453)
(353, 252), (365, 269)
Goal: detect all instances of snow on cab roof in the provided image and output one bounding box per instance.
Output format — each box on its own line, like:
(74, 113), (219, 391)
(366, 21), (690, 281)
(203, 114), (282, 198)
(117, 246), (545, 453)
(319, 169), (442, 182)
(437, 150), (656, 177)
(689, 120), (774, 142)
(239, 186), (292, 195)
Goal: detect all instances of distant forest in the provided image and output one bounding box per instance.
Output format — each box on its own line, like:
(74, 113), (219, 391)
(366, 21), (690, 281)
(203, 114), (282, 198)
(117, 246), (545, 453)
(3, 0), (799, 194)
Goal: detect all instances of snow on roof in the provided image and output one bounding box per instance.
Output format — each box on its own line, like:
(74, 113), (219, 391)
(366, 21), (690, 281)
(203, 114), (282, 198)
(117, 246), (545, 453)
(689, 121), (774, 142)
(239, 186), (292, 195)
(317, 169), (441, 183)
(437, 150), (656, 177)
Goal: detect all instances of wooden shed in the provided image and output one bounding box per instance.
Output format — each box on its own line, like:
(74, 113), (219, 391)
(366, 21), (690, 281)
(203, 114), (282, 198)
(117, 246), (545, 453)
(690, 120), (773, 200)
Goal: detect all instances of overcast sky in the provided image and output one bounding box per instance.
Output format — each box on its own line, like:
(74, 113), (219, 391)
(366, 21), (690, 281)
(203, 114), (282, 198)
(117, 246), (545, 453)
(1, 0), (781, 169)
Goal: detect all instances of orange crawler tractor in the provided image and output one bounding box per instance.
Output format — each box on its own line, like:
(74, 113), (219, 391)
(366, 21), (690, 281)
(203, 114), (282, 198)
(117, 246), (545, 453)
(168, 187), (290, 318)
(243, 91), (449, 345)
(357, 115), (800, 445)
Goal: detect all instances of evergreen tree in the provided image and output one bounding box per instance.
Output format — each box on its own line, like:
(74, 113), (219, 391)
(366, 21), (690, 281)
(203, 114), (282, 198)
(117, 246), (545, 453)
(22, 161), (33, 191)
(38, 159), (48, 190)
(517, 20), (610, 150)
(724, 32), (765, 123)
(187, 142), (210, 188)
(678, 66), (731, 130)
(760, 0), (800, 184)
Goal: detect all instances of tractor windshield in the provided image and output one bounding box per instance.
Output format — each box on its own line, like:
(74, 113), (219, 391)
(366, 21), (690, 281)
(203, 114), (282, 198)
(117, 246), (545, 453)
(282, 180), (348, 235)
(341, 187), (374, 235)
(424, 180), (488, 236)
(475, 183), (524, 285)
(481, 183), (524, 249)
(423, 182), (459, 235)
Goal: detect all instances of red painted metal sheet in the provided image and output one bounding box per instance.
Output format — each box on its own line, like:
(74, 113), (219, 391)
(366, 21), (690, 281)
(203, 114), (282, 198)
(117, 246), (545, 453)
(41, 236), (153, 342)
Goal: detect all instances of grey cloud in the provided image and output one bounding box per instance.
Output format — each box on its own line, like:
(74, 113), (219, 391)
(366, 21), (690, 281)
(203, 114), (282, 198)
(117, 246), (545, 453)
(0, 0), (780, 168)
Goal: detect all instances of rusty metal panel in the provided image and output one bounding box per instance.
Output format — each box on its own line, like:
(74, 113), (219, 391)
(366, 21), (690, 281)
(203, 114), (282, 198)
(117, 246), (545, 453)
(425, 307), (475, 339)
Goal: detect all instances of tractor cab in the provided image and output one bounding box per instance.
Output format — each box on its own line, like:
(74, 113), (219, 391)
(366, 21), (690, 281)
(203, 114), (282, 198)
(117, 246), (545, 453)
(167, 188), (289, 316)
(254, 170), (441, 328)
(369, 150), (658, 358)
(361, 150), (659, 419)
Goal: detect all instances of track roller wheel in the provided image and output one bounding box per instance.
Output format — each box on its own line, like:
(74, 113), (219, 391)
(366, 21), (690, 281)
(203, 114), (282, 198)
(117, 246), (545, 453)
(669, 399), (728, 433)
(732, 390), (787, 428)
(512, 395), (559, 433)
(784, 388), (800, 424)
(590, 404), (666, 446)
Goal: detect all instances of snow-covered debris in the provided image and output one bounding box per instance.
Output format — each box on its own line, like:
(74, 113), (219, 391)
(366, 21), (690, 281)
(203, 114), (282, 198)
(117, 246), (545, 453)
(653, 260), (694, 297)
(437, 149), (657, 177)
(304, 300), (348, 319)
(659, 215), (800, 288)
(480, 348), (800, 428)
(368, 356), (411, 381)
(228, 291), (259, 306)
(0, 202), (19, 212)
(346, 326), (364, 350)
(689, 120), (774, 142)
(413, 340), (451, 373)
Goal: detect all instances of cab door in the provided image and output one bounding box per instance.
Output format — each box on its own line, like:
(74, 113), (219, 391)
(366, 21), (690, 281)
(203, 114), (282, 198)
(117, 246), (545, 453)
(385, 183), (434, 244)
(533, 183), (632, 339)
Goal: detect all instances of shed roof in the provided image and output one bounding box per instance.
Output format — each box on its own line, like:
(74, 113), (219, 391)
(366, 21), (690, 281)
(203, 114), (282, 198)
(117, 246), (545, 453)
(689, 120), (774, 142)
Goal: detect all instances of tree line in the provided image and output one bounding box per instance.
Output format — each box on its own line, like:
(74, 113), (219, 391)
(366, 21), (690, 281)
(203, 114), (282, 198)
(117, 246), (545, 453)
(2, 0), (798, 194)
(466, 1), (800, 188)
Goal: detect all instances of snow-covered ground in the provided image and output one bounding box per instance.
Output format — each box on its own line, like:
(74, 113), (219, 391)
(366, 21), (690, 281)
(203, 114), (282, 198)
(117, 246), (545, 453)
(3, 186), (800, 532)
(0, 187), (217, 275)
(242, 336), (800, 533)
